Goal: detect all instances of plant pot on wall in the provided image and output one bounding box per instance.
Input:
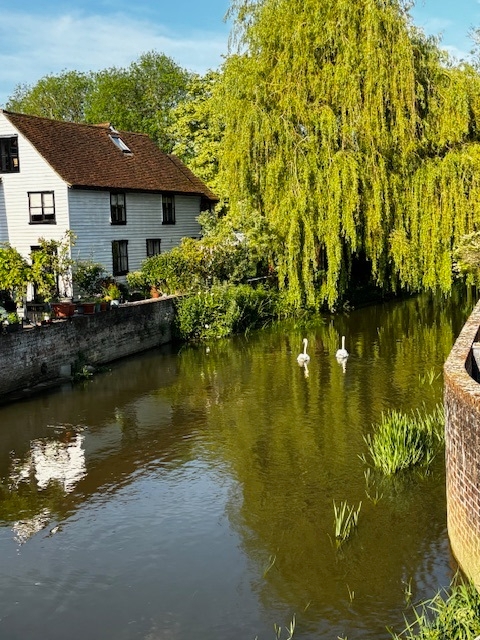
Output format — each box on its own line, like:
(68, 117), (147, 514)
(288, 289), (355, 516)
(80, 302), (96, 315)
(51, 302), (76, 318)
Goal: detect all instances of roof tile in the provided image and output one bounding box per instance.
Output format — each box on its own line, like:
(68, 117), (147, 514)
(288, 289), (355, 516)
(2, 110), (218, 201)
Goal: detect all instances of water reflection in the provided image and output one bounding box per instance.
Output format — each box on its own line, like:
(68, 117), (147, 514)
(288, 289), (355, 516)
(0, 288), (476, 640)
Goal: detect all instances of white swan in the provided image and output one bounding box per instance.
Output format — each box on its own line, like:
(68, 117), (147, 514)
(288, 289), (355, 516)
(335, 335), (349, 359)
(297, 338), (310, 364)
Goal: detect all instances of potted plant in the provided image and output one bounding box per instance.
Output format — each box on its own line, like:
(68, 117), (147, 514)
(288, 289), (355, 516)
(102, 282), (122, 306)
(31, 231), (77, 317)
(3, 311), (21, 333)
(126, 270), (150, 299)
(73, 259), (108, 298)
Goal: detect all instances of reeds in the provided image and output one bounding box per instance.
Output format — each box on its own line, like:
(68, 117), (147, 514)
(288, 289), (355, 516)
(392, 576), (480, 639)
(332, 500), (362, 548)
(362, 403), (444, 475)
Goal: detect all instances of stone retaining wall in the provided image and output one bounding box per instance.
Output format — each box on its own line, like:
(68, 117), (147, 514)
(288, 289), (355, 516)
(0, 297), (176, 401)
(444, 299), (480, 586)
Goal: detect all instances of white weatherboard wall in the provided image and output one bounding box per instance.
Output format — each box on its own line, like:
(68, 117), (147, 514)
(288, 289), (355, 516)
(69, 189), (202, 276)
(0, 113), (70, 257)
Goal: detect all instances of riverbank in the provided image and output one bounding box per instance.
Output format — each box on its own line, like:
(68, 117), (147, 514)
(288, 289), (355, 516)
(0, 297), (176, 404)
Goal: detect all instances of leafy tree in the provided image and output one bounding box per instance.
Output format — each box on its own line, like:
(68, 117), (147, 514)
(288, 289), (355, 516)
(6, 70), (93, 122)
(6, 52), (191, 152)
(169, 71), (227, 205)
(85, 51), (191, 150)
(219, 0), (480, 309)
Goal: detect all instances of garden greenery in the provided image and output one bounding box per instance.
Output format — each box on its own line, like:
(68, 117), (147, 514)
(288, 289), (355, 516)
(393, 575), (480, 640)
(174, 283), (279, 341)
(0, 244), (31, 303)
(220, 0), (480, 309)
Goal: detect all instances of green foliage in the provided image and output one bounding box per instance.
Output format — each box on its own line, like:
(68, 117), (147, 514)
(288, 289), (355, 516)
(138, 222), (271, 296)
(392, 576), (480, 640)
(0, 243), (31, 302)
(126, 271), (150, 297)
(7, 52), (191, 152)
(103, 282), (121, 302)
(219, 0), (480, 309)
(363, 404), (445, 475)
(168, 71), (227, 207)
(6, 312), (20, 325)
(175, 283), (278, 341)
(6, 70), (93, 121)
(453, 231), (480, 285)
(140, 242), (202, 294)
(30, 231), (76, 302)
(73, 259), (108, 298)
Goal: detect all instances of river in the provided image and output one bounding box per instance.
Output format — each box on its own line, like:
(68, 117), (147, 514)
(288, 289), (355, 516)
(0, 288), (476, 639)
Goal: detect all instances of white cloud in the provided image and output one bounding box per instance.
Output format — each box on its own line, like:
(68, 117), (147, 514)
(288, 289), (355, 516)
(0, 9), (229, 107)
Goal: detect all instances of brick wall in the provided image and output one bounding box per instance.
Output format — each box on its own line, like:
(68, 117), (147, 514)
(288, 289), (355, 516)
(0, 297), (176, 399)
(444, 299), (480, 586)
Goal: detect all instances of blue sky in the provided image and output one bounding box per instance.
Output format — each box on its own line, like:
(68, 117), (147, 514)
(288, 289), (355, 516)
(1, 0), (479, 109)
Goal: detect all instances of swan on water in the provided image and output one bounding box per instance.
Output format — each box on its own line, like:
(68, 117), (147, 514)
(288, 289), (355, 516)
(297, 338), (310, 364)
(335, 336), (349, 359)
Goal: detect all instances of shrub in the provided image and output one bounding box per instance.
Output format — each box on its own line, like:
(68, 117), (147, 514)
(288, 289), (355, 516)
(175, 283), (278, 341)
(126, 271), (150, 298)
(140, 243), (203, 294)
(0, 243), (31, 303)
(73, 259), (108, 298)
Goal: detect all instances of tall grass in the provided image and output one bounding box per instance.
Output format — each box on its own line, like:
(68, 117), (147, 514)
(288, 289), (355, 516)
(332, 500), (362, 548)
(362, 404), (444, 475)
(392, 576), (480, 639)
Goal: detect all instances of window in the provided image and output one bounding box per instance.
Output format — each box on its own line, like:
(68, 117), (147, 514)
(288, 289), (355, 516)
(110, 192), (126, 225)
(109, 134), (132, 154)
(0, 136), (19, 173)
(112, 240), (129, 276)
(29, 191), (56, 224)
(146, 238), (161, 257)
(162, 195), (175, 225)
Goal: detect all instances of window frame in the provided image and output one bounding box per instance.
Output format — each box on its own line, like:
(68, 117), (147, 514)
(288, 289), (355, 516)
(0, 136), (19, 173)
(146, 238), (161, 257)
(110, 192), (126, 225)
(28, 191), (56, 224)
(162, 195), (175, 225)
(112, 240), (129, 276)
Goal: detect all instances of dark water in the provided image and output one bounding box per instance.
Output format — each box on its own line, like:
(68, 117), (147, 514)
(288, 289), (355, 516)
(0, 289), (476, 640)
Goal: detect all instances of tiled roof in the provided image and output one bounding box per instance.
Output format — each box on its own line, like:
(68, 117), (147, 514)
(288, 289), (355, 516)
(1, 110), (218, 202)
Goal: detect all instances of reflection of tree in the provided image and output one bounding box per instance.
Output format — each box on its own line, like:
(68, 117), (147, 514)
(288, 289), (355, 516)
(162, 289), (475, 631)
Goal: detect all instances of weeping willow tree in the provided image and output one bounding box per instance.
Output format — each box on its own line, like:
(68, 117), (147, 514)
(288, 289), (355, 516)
(219, 0), (480, 308)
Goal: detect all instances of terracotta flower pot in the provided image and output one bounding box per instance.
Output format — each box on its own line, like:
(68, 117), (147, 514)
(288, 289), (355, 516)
(51, 302), (76, 318)
(81, 302), (96, 315)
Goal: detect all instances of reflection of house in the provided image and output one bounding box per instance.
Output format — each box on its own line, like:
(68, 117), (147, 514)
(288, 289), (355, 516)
(0, 110), (218, 285)
(9, 433), (86, 544)
(11, 434), (86, 493)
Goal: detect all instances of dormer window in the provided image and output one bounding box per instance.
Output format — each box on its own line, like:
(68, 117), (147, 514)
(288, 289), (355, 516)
(0, 136), (19, 173)
(109, 134), (132, 154)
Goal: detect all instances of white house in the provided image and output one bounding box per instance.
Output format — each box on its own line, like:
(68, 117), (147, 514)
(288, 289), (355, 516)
(0, 109), (218, 294)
